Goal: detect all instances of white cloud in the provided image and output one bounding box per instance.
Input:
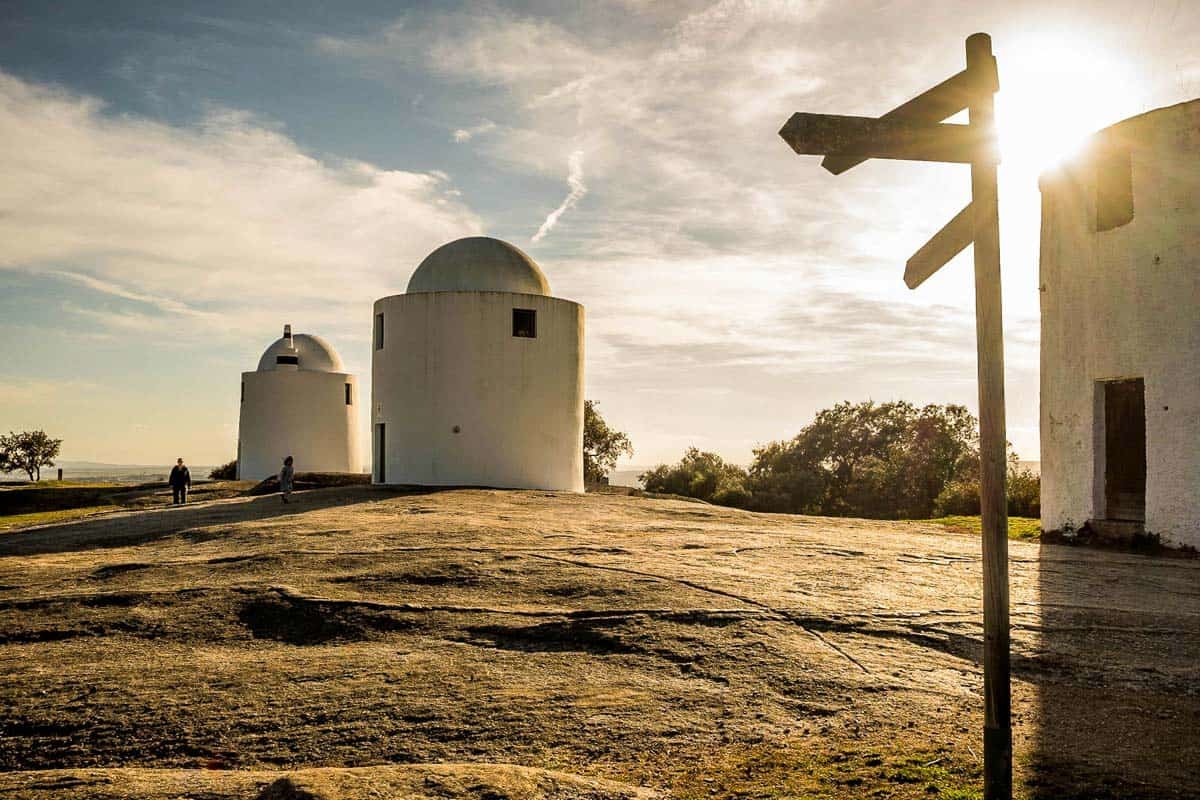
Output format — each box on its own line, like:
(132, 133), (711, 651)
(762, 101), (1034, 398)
(314, 3), (1048, 464)
(60, 301), (166, 333)
(531, 150), (587, 242)
(0, 71), (482, 342)
(452, 119), (497, 142)
(51, 270), (211, 319)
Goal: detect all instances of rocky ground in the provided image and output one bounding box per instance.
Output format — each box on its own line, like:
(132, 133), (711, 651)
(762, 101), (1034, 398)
(0, 486), (1196, 799)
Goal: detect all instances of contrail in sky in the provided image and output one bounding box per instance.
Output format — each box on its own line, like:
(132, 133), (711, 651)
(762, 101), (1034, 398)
(532, 150), (586, 243)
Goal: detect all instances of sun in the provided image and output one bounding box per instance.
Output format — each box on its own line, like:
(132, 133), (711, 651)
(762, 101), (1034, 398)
(995, 34), (1143, 174)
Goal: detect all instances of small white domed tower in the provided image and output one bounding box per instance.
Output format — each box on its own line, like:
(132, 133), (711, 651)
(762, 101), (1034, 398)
(237, 325), (361, 480)
(372, 237), (584, 491)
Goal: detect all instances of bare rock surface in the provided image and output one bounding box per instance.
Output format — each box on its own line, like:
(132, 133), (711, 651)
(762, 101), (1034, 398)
(0, 486), (1196, 798)
(0, 763), (654, 799)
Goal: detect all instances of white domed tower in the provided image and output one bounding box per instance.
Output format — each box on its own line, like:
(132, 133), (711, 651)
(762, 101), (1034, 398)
(372, 237), (584, 491)
(1039, 100), (1200, 548)
(237, 325), (361, 480)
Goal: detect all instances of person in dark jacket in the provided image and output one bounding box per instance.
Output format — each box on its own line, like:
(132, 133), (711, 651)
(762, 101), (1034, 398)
(168, 458), (191, 505)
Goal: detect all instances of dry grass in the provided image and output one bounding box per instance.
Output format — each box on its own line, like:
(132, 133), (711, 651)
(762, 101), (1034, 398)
(0, 505), (123, 530)
(0, 480), (121, 489)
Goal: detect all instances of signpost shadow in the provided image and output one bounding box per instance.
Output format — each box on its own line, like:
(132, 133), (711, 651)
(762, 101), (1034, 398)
(1025, 542), (1200, 798)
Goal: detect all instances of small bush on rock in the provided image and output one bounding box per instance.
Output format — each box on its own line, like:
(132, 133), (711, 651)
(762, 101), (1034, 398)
(209, 460), (237, 480)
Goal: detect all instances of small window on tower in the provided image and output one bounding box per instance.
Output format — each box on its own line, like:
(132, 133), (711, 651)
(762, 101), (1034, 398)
(512, 308), (537, 338)
(240, 381), (245, 403)
(374, 313), (385, 349)
(345, 383), (352, 405)
(1094, 146), (1133, 232)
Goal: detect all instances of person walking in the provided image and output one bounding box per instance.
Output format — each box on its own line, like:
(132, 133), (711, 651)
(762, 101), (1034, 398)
(168, 458), (191, 505)
(279, 455), (295, 504)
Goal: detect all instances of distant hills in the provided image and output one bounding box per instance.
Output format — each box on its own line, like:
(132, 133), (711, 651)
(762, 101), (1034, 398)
(2, 460), (216, 483)
(607, 468), (648, 488)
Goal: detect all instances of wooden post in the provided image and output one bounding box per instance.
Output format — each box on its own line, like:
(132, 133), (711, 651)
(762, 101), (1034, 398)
(965, 32), (1011, 800)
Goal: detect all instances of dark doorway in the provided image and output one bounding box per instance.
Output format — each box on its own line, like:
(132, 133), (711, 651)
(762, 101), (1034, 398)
(1103, 378), (1145, 522)
(374, 423), (386, 483)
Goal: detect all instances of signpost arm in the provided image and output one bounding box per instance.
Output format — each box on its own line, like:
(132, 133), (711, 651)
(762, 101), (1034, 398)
(965, 32), (1012, 800)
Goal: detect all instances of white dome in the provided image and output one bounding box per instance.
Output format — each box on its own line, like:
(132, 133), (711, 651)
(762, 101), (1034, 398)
(406, 236), (550, 295)
(256, 327), (344, 372)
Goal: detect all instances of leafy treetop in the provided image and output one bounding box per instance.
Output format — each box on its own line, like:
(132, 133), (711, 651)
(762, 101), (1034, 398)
(583, 401), (633, 485)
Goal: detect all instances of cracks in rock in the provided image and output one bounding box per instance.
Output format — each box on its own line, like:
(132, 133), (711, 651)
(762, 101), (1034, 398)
(521, 553), (872, 675)
(265, 585), (764, 624)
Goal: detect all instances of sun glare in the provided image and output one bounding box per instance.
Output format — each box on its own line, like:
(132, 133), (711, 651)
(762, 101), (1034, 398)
(996, 34), (1142, 174)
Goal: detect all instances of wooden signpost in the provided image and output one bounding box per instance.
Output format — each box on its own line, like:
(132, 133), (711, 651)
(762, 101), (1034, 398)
(779, 33), (1012, 800)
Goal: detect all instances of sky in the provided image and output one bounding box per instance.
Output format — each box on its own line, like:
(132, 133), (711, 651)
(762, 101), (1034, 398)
(1, 0), (1197, 470)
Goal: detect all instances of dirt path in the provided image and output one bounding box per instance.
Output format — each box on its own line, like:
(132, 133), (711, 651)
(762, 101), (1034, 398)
(0, 487), (1196, 799)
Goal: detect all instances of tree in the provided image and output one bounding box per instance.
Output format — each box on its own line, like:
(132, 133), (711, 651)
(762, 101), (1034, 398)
(640, 448), (751, 507)
(1, 430), (63, 482)
(583, 401), (633, 485)
(639, 401), (1038, 519)
(744, 401), (979, 518)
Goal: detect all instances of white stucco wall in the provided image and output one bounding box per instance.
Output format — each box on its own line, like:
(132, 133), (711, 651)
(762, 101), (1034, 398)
(371, 291), (584, 491)
(1040, 100), (1200, 547)
(237, 370), (361, 481)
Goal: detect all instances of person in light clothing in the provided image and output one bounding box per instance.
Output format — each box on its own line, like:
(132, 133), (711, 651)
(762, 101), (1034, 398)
(279, 455), (295, 504)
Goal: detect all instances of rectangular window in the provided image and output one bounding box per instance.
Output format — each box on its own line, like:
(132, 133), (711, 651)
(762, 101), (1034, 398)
(345, 383), (352, 405)
(1094, 147), (1133, 232)
(374, 312), (385, 350)
(275, 354), (299, 366)
(240, 381), (245, 403)
(512, 308), (537, 338)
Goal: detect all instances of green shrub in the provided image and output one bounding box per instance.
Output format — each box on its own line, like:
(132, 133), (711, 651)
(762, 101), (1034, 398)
(209, 460), (237, 480)
(641, 448), (748, 505)
(712, 485), (753, 509)
(933, 478), (980, 516)
(932, 462), (1041, 518)
(1007, 465), (1041, 517)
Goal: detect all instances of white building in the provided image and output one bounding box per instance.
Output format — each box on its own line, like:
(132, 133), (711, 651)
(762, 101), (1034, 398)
(1039, 100), (1200, 548)
(237, 325), (361, 481)
(371, 236), (584, 491)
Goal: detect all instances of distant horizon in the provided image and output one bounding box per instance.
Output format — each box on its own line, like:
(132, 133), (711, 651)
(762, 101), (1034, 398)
(1, 454), (1044, 474)
(23, 448), (1043, 477)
